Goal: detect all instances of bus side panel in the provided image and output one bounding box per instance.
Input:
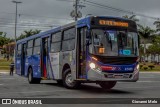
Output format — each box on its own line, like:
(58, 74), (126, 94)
(71, 50), (76, 80)
(24, 56), (28, 77)
(25, 56), (33, 76)
(49, 52), (60, 79)
(16, 57), (21, 75)
(32, 55), (41, 78)
(61, 51), (76, 79)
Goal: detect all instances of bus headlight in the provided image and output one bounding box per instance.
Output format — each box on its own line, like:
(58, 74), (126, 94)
(89, 62), (102, 72)
(136, 64), (139, 70)
(89, 63), (96, 69)
(134, 64), (139, 71)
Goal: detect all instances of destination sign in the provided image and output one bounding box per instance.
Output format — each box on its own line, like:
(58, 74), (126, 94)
(99, 20), (129, 27)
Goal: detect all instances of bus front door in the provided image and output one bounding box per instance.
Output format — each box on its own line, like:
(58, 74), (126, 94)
(41, 37), (49, 78)
(77, 28), (87, 79)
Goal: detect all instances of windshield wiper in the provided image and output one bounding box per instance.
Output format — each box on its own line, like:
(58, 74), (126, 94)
(105, 32), (113, 51)
(109, 36), (113, 51)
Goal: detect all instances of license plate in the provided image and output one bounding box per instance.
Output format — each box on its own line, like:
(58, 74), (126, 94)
(114, 75), (123, 78)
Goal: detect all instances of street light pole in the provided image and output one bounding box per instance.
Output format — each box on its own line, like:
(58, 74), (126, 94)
(12, 0), (22, 43)
(75, 0), (78, 21)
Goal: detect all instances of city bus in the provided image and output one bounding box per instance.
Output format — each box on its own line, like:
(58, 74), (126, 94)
(15, 16), (139, 89)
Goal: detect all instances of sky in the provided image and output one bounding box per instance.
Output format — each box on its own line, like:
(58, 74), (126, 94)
(0, 0), (160, 39)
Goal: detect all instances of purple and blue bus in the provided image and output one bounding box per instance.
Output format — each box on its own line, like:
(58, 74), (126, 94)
(15, 16), (139, 89)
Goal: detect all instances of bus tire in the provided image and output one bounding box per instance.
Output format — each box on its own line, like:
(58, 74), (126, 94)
(63, 68), (80, 89)
(57, 80), (63, 85)
(28, 67), (41, 84)
(99, 81), (117, 89)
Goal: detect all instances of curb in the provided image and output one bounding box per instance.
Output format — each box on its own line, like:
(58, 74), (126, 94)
(0, 70), (10, 74)
(140, 72), (160, 73)
(0, 72), (10, 74)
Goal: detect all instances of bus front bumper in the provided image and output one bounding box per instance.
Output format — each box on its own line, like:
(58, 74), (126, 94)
(87, 69), (139, 82)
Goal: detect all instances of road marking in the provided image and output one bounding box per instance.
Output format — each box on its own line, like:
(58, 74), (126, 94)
(0, 84), (3, 85)
(118, 80), (160, 83)
(138, 81), (160, 83)
(0, 90), (72, 95)
(118, 86), (160, 89)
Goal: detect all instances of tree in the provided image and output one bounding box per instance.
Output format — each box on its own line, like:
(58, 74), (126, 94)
(17, 29), (41, 40)
(32, 29), (41, 35)
(154, 20), (160, 32)
(147, 35), (160, 62)
(138, 25), (156, 42)
(0, 35), (11, 46)
(139, 45), (144, 62)
(147, 45), (157, 62)
(122, 15), (141, 27)
(138, 25), (156, 62)
(122, 15), (139, 22)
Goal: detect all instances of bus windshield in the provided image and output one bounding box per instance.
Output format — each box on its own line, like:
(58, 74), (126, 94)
(89, 29), (139, 56)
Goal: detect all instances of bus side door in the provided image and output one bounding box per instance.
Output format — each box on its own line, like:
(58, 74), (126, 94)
(21, 43), (26, 76)
(16, 44), (22, 75)
(41, 37), (49, 78)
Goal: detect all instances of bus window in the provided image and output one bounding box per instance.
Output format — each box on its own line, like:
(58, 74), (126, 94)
(17, 44), (22, 57)
(63, 28), (75, 40)
(51, 32), (61, 53)
(52, 32), (61, 42)
(27, 40), (33, 56)
(90, 29), (138, 56)
(62, 39), (75, 51)
(33, 38), (40, 55)
(27, 40), (33, 48)
(34, 38), (41, 46)
(62, 28), (76, 51)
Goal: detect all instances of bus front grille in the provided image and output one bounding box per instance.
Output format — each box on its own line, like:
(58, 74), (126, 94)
(91, 55), (138, 65)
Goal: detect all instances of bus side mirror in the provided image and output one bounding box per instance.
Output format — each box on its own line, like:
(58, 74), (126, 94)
(86, 38), (90, 46)
(86, 29), (91, 46)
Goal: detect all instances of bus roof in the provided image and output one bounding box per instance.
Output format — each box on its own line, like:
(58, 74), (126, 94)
(16, 26), (61, 44)
(16, 16), (134, 44)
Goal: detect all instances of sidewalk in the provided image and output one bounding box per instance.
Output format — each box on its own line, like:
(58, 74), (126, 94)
(0, 70), (9, 74)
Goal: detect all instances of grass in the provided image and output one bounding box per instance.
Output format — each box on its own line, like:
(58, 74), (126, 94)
(0, 58), (12, 71)
(140, 62), (160, 72)
(0, 66), (10, 70)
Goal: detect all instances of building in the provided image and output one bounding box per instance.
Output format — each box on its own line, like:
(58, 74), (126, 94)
(3, 42), (16, 57)
(140, 43), (160, 63)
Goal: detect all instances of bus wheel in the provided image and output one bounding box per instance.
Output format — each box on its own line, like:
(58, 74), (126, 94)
(57, 80), (63, 86)
(28, 67), (41, 84)
(63, 69), (79, 89)
(99, 81), (117, 89)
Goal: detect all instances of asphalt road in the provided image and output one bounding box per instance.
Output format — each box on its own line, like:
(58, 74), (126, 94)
(0, 72), (160, 107)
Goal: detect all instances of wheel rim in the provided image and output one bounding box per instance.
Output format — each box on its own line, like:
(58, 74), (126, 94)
(65, 73), (75, 87)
